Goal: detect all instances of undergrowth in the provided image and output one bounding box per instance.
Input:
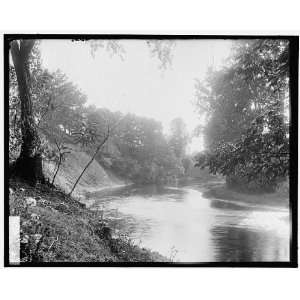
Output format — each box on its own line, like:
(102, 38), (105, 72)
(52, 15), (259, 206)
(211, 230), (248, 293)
(9, 179), (168, 263)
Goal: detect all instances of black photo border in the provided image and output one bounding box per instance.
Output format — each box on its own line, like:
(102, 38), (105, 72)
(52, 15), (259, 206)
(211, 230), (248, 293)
(3, 34), (299, 267)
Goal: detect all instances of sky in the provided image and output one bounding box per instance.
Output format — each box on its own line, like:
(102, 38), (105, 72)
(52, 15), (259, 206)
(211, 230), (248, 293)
(39, 39), (232, 153)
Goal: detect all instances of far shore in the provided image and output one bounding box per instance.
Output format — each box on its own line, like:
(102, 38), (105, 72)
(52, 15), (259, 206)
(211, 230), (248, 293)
(202, 181), (289, 209)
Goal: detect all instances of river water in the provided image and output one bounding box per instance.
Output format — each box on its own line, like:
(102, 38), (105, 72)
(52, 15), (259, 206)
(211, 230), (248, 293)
(89, 180), (290, 262)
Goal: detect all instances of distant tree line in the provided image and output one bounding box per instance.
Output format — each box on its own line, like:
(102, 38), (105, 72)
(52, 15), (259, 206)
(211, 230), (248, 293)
(9, 40), (190, 190)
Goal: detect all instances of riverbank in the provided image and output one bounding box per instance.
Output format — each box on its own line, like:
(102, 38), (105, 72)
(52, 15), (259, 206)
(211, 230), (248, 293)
(43, 143), (128, 199)
(202, 181), (289, 209)
(9, 179), (168, 263)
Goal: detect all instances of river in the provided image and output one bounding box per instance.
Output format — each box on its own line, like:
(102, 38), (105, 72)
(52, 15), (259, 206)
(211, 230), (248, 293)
(89, 179), (290, 262)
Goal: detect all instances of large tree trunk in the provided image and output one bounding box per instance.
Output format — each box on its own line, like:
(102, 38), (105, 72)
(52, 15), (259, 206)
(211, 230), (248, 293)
(10, 40), (44, 185)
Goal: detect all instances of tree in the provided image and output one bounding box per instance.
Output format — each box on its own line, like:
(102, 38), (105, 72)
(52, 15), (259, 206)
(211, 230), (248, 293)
(196, 105), (289, 191)
(10, 39), (45, 185)
(51, 140), (71, 186)
(194, 40), (289, 149)
(38, 71), (87, 138)
(169, 118), (189, 159)
(147, 40), (176, 69)
(103, 112), (182, 183)
(194, 39), (289, 191)
(9, 43), (87, 185)
(9, 65), (22, 160)
(69, 114), (127, 196)
(182, 157), (193, 175)
(68, 125), (110, 196)
(9, 38), (176, 187)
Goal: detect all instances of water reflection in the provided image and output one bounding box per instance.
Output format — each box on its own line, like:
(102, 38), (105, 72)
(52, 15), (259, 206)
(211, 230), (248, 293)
(90, 183), (290, 262)
(211, 225), (289, 262)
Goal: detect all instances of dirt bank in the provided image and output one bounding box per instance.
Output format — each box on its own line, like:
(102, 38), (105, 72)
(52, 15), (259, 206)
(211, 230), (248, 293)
(43, 143), (127, 199)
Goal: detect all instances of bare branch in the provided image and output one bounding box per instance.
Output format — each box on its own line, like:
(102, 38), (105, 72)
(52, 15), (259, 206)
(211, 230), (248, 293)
(68, 114), (128, 196)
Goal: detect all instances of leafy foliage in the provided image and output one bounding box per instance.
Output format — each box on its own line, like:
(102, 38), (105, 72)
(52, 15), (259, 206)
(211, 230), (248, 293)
(101, 113), (185, 183)
(9, 48), (86, 160)
(194, 40), (290, 191)
(9, 40), (185, 187)
(196, 105), (289, 190)
(147, 40), (176, 70)
(168, 118), (189, 159)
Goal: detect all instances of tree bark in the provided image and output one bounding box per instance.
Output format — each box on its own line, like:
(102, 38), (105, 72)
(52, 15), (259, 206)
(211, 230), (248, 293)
(10, 39), (44, 185)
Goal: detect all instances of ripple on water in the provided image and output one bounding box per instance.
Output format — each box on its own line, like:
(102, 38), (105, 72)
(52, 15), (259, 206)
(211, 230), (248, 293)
(89, 183), (290, 262)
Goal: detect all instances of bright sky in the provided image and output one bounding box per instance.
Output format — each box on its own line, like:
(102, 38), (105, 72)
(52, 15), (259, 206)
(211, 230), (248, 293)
(40, 39), (232, 153)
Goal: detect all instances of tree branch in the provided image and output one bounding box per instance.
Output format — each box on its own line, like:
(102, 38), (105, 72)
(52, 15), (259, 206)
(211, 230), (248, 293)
(68, 114), (128, 196)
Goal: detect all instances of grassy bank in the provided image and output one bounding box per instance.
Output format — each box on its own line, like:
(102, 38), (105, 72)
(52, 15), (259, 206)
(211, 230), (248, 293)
(9, 179), (168, 263)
